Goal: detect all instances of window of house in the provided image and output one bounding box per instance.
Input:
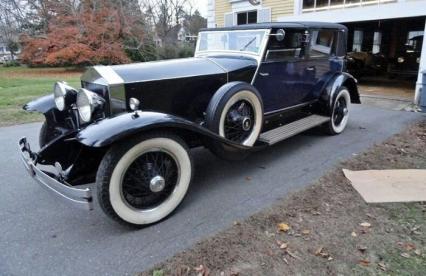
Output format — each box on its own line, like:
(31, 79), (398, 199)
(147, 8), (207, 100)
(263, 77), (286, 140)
(265, 30), (306, 62)
(316, 0), (329, 9)
(303, 0), (315, 9)
(237, 10), (257, 25)
(0, 47), (3, 53)
(309, 30), (335, 58)
(330, 0), (344, 6)
(372, 31), (382, 54)
(352, 30), (363, 52)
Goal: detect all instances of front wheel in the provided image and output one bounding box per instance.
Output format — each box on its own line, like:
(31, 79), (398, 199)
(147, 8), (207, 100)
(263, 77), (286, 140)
(324, 87), (351, 135)
(96, 132), (193, 227)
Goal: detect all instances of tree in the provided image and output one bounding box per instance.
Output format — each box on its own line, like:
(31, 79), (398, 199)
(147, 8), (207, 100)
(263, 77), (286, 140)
(183, 10), (207, 37)
(141, 0), (190, 44)
(20, 0), (145, 66)
(0, 0), (22, 60)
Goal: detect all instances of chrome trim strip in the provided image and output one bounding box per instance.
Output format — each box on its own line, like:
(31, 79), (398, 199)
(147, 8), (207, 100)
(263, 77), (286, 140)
(18, 138), (93, 211)
(264, 100), (317, 116)
(93, 65), (124, 85)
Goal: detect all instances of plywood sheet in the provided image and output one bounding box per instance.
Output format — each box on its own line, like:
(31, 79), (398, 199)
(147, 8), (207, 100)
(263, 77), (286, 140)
(343, 169), (426, 203)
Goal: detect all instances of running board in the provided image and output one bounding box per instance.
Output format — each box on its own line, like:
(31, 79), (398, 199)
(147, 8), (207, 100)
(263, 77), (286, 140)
(258, 115), (330, 145)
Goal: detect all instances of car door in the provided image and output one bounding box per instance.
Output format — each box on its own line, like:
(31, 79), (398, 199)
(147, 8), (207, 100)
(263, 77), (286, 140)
(253, 28), (316, 114)
(306, 29), (344, 100)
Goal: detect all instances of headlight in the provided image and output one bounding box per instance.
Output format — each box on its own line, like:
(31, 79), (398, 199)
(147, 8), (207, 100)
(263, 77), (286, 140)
(54, 81), (77, 111)
(397, 57), (405, 63)
(76, 88), (104, 123)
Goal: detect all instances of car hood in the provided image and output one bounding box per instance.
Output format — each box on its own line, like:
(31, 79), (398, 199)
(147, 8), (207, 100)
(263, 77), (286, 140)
(81, 56), (258, 85)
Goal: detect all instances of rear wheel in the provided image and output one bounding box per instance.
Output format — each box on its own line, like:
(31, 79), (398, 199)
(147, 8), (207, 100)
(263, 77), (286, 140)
(324, 87), (351, 135)
(205, 82), (263, 160)
(96, 132), (193, 227)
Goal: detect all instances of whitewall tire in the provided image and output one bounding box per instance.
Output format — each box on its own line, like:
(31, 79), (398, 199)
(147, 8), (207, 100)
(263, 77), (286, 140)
(96, 132), (192, 226)
(206, 82), (263, 147)
(325, 87), (351, 135)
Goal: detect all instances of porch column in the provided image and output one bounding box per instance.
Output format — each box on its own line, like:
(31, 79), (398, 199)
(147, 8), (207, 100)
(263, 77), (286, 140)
(414, 18), (426, 105)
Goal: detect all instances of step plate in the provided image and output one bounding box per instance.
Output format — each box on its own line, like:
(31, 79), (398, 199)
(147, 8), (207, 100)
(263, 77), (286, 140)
(259, 115), (330, 145)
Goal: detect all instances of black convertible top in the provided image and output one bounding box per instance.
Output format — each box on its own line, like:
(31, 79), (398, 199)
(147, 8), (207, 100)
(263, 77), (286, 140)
(201, 22), (347, 32)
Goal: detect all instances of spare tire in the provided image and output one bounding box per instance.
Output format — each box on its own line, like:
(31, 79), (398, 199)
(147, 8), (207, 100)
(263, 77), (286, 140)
(205, 82), (263, 147)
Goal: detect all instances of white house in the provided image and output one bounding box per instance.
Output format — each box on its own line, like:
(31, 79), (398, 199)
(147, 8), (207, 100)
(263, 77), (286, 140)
(207, 0), (426, 104)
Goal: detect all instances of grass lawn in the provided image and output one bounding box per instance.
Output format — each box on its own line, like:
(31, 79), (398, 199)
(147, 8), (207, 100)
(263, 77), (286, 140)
(0, 66), (82, 127)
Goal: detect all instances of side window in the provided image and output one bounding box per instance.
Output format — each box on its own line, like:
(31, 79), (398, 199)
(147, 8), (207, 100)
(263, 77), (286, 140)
(309, 30), (336, 58)
(264, 30), (306, 62)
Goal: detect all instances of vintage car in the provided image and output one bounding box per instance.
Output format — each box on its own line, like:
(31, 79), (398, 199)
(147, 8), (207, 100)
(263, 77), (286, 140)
(388, 35), (423, 79)
(346, 51), (387, 80)
(19, 22), (360, 227)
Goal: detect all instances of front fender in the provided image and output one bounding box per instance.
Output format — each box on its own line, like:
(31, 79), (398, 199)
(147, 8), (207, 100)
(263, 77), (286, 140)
(24, 94), (69, 125)
(24, 94), (56, 113)
(319, 72), (360, 114)
(76, 111), (256, 151)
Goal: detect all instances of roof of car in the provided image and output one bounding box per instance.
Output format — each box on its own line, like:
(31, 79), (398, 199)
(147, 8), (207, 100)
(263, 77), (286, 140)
(200, 22), (347, 32)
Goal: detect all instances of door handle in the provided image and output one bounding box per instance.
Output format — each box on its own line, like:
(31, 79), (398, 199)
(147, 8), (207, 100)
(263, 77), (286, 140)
(259, 72), (270, 77)
(306, 66), (315, 71)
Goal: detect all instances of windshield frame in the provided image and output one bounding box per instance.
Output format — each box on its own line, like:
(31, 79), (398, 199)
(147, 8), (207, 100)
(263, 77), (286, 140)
(195, 29), (271, 61)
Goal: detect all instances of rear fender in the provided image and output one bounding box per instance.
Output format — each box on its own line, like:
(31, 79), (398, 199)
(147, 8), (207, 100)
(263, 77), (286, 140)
(319, 72), (360, 115)
(76, 111), (257, 151)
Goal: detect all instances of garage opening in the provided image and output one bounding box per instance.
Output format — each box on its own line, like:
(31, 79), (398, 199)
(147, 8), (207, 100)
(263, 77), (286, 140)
(344, 16), (425, 101)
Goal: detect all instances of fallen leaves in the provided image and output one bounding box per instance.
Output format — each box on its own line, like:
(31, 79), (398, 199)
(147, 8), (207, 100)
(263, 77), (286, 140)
(194, 265), (209, 276)
(378, 262), (387, 271)
(314, 247), (331, 259)
(401, 252), (410, 258)
(277, 223), (290, 232)
(357, 245), (367, 253)
(360, 222), (371, 228)
(302, 229), (310, 235)
(351, 231), (357, 237)
(358, 259), (370, 267)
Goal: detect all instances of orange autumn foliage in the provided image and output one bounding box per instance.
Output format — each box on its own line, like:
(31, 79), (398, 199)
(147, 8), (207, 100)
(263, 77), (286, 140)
(21, 0), (134, 66)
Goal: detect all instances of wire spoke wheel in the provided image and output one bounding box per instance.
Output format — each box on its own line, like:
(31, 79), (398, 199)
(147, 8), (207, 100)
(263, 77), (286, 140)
(121, 150), (179, 210)
(224, 100), (255, 143)
(97, 133), (192, 226)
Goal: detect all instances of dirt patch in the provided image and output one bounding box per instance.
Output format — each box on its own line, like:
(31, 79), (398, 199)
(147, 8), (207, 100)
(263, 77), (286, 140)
(143, 120), (426, 276)
(358, 77), (415, 100)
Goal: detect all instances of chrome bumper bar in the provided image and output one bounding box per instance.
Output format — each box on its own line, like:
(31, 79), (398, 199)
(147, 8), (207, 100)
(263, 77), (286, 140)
(18, 137), (93, 210)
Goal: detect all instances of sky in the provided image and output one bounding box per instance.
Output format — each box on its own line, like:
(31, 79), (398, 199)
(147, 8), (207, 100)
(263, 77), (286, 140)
(193, 0), (209, 17)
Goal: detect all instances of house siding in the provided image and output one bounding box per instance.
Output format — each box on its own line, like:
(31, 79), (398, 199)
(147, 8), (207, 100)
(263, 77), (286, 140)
(215, 0), (232, 27)
(214, 0), (294, 27)
(262, 0), (294, 21)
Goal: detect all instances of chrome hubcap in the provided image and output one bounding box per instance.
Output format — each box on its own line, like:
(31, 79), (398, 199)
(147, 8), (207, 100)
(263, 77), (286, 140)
(343, 107), (349, 116)
(149, 175), (165, 193)
(242, 117), (252, 131)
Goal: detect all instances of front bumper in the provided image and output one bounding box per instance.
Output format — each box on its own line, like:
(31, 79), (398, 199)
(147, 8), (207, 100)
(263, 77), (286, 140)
(18, 137), (93, 210)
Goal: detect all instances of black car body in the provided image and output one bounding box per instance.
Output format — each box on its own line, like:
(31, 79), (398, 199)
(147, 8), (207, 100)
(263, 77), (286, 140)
(19, 22), (360, 226)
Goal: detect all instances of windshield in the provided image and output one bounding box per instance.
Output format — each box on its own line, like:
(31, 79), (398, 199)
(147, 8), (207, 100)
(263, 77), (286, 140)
(196, 30), (268, 56)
